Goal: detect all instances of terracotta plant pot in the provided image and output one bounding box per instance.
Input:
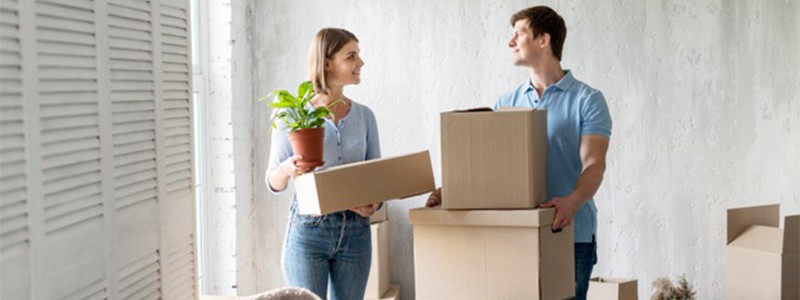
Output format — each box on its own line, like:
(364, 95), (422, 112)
(288, 127), (325, 170)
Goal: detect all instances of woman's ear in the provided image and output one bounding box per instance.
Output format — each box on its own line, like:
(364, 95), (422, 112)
(324, 59), (331, 71)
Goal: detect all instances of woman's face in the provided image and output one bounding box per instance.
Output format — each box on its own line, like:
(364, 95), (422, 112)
(325, 40), (364, 88)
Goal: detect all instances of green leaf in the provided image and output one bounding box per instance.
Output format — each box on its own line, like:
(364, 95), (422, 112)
(309, 107), (331, 119)
(269, 101), (294, 109)
(298, 81), (313, 100)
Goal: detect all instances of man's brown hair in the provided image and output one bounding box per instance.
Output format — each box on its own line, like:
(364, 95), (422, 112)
(510, 6), (567, 61)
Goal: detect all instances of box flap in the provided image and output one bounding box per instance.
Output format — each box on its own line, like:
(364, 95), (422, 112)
(727, 204), (780, 244)
(728, 225), (784, 254)
(591, 277), (637, 284)
(497, 107), (541, 112)
(408, 206), (554, 227)
(785, 215), (799, 254)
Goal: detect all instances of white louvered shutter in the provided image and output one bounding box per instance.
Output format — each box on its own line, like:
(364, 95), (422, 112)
(0, 0), (197, 299)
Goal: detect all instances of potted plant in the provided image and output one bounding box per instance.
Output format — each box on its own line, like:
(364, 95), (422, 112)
(261, 81), (334, 170)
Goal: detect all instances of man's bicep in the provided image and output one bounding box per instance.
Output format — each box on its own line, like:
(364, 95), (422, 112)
(580, 134), (609, 168)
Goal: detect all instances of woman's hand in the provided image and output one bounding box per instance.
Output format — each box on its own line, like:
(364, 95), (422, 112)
(280, 155), (312, 177)
(350, 203), (378, 218)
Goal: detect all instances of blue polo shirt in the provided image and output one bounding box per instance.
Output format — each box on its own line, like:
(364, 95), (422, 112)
(494, 70), (612, 243)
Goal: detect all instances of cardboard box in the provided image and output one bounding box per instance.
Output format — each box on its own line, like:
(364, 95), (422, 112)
(295, 151), (435, 215)
(366, 283), (399, 300)
(587, 277), (638, 300)
(726, 204), (799, 300)
(409, 206), (574, 300)
(370, 204), (388, 223)
(440, 108), (547, 209)
(364, 221), (390, 299)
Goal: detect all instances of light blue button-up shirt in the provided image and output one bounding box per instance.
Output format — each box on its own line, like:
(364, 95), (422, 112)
(266, 100), (382, 212)
(494, 70), (612, 243)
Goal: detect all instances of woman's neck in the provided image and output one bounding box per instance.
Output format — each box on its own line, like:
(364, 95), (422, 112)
(313, 86), (347, 107)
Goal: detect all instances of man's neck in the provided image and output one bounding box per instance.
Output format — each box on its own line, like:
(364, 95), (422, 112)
(526, 59), (565, 97)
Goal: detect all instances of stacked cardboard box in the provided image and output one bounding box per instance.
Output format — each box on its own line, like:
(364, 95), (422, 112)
(726, 204), (799, 300)
(410, 108), (576, 300)
(365, 212), (402, 300)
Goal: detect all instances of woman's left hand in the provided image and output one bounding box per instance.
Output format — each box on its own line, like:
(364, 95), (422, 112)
(350, 203), (377, 218)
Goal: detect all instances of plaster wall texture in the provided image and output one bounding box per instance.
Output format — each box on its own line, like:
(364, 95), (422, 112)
(239, 1), (799, 298)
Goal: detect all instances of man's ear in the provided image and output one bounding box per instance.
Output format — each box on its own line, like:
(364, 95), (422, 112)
(541, 33), (551, 48)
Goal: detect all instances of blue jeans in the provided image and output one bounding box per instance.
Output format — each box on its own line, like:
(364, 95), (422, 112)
(574, 236), (597, 300)
(282, 204), (372, 300)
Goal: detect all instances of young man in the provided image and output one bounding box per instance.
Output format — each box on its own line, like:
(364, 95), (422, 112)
(427, 6), (612, 300)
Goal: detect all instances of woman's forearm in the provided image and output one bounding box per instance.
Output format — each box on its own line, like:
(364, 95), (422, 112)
(268, 168), (290, 192)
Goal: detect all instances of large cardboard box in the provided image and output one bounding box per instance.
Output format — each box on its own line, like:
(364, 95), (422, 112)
(366, 283), (399, 300)
(295, 151), (435, 215)
(726, 204), (799, 300)
(409, 206), (574, 300)
(587, 277), (637, 300)
(440, 108), (547, 209)
(364, 221), (390, 299)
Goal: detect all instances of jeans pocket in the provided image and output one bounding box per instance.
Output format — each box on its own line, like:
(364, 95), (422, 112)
(292, 214), (324, 227)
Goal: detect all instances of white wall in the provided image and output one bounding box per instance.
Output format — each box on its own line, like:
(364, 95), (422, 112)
(239, 1), (800, 299)
(202, 0), (238, 295)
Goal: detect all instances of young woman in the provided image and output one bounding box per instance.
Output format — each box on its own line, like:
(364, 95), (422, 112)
(266, 28), (381, 300)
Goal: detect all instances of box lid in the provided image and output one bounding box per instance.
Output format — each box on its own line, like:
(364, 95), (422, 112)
(728, 225), (784, 254)
(408, 206), (554, 227)
(440, 107), (542, 116)
(727, 204), (780, 244)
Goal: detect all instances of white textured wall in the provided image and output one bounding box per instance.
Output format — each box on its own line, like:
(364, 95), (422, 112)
(205, 0), (237, 294)
(243, 1), (800, 299)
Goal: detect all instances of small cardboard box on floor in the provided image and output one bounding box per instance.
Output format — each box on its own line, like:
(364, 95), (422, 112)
(726, 204), (799, 300)
(295, 151), (435, 215)
(440, 107), (547, 209)
(409, 206), (574, 300)
(366, 284), (399, 300)
(587, 277), (638, 300)
(364, 221), (389, 299)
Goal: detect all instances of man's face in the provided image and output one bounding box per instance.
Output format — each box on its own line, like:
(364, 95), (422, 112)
(508, 19), (544, 66)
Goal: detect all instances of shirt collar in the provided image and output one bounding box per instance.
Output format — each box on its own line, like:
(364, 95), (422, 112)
(524, 69), (576, 92)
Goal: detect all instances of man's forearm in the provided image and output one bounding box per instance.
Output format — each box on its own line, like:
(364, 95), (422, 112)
(569, 163), (606, 205)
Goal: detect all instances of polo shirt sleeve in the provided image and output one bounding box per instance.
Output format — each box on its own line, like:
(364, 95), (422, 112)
(580, 91), (612, 137)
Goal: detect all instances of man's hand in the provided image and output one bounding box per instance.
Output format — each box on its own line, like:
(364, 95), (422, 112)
(425, 188), (442, 207)
(350, 203), (377, 217)
(538, 195), (581, 230)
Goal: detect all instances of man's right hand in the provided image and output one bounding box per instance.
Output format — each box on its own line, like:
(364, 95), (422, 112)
(425, 187), (442, 207)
